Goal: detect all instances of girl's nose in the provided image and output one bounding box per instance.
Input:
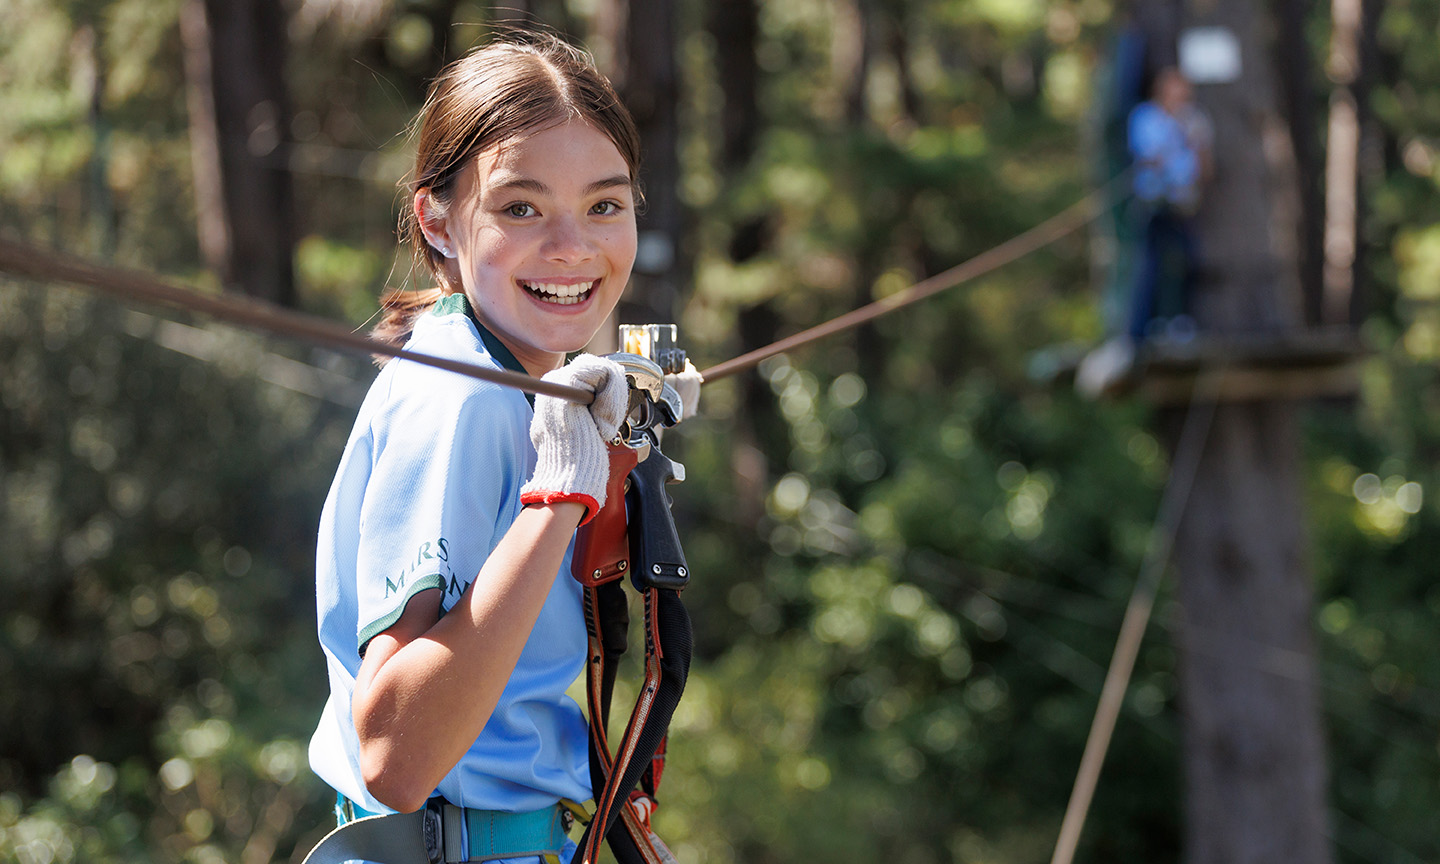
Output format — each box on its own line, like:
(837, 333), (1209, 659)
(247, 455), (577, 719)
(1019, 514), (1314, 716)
(543, 215), (597, 263)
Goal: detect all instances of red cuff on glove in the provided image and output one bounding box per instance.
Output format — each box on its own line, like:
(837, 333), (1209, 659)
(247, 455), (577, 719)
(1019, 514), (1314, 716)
(520, 489), (603, 526)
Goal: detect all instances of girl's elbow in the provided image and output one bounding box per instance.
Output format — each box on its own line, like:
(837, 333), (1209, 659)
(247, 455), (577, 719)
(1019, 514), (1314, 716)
(359, 745), (433, 814)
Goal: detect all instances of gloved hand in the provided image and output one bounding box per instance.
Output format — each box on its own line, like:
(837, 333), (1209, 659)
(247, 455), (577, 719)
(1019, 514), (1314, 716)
(664, 359), (703, 422)
(520, 354), (631, 525)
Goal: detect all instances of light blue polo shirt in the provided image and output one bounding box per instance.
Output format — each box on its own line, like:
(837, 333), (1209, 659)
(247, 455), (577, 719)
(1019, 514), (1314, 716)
(309, 293), (591, 815)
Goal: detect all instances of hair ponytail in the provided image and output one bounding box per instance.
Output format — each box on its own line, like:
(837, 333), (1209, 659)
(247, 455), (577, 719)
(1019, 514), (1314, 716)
(371, 287), (444, 361)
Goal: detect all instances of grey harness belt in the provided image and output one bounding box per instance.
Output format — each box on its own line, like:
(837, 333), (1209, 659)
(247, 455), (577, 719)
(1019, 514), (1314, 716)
(302, 800), (460, 864)
(303, 810), (435, 864)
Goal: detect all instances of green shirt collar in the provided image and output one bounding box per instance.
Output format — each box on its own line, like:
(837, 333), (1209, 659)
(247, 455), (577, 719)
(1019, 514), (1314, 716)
(431, 293), (534, 406)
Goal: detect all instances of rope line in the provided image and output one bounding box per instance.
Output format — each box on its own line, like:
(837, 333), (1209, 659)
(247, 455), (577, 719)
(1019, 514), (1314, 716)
(1, 173), (1123, 404)
(698, 177), (1124, 383)
(1047, 364), (1226, 864)
(0, 237), (595, 404)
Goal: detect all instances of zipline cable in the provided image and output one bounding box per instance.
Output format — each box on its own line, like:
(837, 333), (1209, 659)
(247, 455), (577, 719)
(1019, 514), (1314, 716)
(0, 236), (595, 405)
(1, 173), (1126, 404)
(1048, 364), (1226, 864)
(698, 175), (1126, 383)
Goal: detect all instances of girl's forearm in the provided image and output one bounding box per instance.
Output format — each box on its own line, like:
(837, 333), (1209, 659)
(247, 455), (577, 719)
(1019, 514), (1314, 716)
(352, 501), (585, 812)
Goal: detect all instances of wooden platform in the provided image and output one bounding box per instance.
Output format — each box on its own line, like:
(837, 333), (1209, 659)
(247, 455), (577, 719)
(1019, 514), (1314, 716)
(1137, 328), (1366, 404)
(1033, 327), (1369, 405)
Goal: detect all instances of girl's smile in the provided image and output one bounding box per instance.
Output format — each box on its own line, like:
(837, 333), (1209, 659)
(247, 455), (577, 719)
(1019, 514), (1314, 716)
(519, 279), (598, 305)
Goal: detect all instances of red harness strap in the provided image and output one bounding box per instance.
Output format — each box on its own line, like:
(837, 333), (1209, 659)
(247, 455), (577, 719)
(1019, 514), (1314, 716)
(569, 443), (691, 864)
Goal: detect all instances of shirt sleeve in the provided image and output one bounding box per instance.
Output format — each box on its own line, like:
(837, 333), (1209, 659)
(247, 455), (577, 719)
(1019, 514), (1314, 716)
(1128, 104), (1167, 163)
(353, 375), (528, 653)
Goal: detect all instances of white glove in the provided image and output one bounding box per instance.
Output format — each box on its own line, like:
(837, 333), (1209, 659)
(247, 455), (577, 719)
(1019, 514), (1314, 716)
(520, 354), (630, 525)
(664, 359), (703, 422)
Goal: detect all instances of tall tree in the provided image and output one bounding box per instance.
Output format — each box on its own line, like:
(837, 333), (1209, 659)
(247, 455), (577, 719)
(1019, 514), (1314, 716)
(1276, 0), (1325, 326)
(1344, 0), (1384, 327)
(1322, 0), (1364, 326)
(181, 0), (297, 305)
(598, 0), (684, 325)
(707, 0), (761, 177)
(1144, 1), (1335, 862)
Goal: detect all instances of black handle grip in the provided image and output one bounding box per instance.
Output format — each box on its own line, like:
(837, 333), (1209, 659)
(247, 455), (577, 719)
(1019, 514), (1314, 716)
(625, 451), (690, 591)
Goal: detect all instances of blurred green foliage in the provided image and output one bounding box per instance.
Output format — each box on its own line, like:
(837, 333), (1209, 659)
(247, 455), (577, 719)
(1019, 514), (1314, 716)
(0, 283), (354, 860)
(2, 1), (1439, 863)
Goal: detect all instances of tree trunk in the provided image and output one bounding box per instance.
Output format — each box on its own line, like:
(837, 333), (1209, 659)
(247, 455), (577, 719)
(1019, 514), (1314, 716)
(1322, 0), (1363, 326)
(181, 0), (296, 306)
(77, 22), (116, 257)
(708, 0), (761, 175)
(1169, 403), (1332, 864)
(1151, 0), (1335, 862)
(1350, 0), (1384, 327)
(885, 12), (922, 124)
(1276, 0), (1325, 326)
(598, 0), (684, 325)
(835, 0), (872, 126)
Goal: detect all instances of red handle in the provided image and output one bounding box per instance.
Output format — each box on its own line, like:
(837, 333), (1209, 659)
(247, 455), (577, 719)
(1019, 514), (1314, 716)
(571, 442), (640, 587)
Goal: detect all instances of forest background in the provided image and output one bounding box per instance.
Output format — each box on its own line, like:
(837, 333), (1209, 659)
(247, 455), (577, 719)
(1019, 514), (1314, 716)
(2, 0), (1439, 863)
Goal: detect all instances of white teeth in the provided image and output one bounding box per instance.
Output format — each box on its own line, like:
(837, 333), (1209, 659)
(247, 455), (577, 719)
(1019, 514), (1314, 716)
(523, 280), (595, 305)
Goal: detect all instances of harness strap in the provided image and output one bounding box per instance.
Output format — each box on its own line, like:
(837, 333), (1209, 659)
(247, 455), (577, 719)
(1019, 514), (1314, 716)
(573, 586), (690, 864)
(570, 444), (693, 864)
(302, 798), (572, 864)
(461, 805), (571, 861)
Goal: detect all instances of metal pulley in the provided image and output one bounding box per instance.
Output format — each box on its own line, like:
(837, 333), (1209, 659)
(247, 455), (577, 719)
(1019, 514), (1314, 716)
(608, 324), (687, 465)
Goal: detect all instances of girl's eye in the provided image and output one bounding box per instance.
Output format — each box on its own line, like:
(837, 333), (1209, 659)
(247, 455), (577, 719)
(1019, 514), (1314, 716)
(506, 203), (536, 218)
(591, 200), (623, 216)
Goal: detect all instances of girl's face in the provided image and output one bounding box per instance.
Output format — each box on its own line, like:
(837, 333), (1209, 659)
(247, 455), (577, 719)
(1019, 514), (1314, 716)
(434, 120), (637, 376)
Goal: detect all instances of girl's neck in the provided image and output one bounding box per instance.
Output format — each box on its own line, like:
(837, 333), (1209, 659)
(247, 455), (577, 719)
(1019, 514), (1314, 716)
(442, 287), (563, 377)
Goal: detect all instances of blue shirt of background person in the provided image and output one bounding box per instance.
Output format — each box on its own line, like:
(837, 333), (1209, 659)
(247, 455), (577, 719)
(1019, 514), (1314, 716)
(1128, 95), (1201, 211)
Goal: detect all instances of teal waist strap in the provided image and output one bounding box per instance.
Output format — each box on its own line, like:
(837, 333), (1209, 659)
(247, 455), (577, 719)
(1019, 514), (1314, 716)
(461, 805), (568, 859)
(340, 795), (569, 862)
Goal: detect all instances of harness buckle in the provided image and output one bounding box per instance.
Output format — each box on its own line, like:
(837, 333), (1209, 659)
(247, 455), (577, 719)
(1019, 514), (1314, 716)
(421, 798), (444, 864)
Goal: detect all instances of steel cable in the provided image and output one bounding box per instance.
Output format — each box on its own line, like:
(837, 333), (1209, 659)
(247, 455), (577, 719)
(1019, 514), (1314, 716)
(0, 174), (1125, 404)
(699, 177), (1123, 383)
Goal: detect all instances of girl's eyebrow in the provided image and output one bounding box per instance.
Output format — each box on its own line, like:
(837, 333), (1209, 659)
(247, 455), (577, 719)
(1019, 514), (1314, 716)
(491, 175), (548, 195)
(489, 174), (632, 196)
(585, 175), (633, 195)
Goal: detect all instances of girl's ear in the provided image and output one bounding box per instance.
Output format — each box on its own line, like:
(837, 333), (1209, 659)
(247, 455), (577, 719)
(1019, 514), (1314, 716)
(414, 189), (458, 259)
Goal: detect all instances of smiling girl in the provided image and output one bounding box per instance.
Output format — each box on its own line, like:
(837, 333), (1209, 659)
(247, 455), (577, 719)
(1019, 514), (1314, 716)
(308, 33), (644, 864)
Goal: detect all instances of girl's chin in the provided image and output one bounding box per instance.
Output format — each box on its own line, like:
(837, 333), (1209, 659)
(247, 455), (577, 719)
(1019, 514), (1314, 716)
(524, 326), (609, 358)
(525, 297), (621, 340)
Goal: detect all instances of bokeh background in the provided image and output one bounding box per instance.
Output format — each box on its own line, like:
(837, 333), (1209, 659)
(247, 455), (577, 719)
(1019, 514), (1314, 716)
(2, 1), (1439, 862)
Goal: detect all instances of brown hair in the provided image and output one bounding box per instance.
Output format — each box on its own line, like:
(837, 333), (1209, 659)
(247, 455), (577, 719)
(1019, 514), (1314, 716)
(373, 30), (642, 351)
